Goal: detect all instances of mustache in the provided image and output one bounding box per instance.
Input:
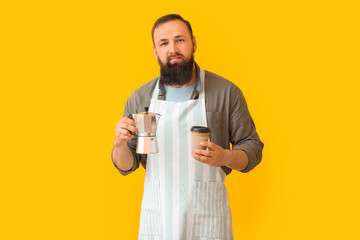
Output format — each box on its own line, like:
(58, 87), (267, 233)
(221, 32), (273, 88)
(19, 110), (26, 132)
(166, 54), (184, 63)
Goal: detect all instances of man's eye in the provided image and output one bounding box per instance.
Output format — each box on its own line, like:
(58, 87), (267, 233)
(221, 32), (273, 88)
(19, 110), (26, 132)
(160, 42), (167, 47)
(177, 39), (184, 42)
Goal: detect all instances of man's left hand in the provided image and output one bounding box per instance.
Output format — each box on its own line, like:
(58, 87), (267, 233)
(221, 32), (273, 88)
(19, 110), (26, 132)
(193, 141), (229, 167)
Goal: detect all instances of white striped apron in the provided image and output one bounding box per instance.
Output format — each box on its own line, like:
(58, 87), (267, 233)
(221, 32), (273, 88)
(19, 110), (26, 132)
(138, 69), (234, 240)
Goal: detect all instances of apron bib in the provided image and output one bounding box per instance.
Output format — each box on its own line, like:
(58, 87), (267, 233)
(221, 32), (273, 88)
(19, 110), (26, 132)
(138, 69), (234, 240)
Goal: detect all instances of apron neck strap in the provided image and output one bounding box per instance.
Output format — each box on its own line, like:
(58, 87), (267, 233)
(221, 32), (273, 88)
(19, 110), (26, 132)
(151, 77), (161, 100)
(198, 68), (205, 100)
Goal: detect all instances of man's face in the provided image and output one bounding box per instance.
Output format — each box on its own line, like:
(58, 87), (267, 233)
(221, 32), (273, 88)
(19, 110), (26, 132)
(153, 20), (196, 67)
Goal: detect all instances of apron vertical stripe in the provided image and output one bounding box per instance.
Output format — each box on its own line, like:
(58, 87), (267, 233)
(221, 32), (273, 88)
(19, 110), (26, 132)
(203, 165), (210, 182)
(194, 100), (203, 236)
(158, 100), (167, 238)
(203, 182), (209, 237)
(186, 100), (195, 239)
(226, 189), (232, 240)
(164, 103), (174, 239)
(153, 181), (162, 235)
(194, 101), (204, 182)
(179, 102), (189, 238)
(172, 102), (180, 240)
(200, 98), (208, 237)
(216, 167), (222, 182)
(219, 184), (224, 238)
(209, 167), (216, 182)
(214, 183), (220, 238)
(153, 182), (157, 234)
(146, 182), (154, 234)
(200, 98), (209, 184)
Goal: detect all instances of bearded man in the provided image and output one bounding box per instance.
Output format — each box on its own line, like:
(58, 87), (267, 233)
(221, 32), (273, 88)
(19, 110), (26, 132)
(111, 14), (264, 240)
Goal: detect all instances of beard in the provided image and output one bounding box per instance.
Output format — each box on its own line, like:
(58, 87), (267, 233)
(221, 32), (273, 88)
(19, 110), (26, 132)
(158, 53), (195, 87)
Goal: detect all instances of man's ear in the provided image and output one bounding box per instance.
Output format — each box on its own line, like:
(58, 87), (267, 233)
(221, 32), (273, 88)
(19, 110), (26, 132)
(153, 45), (158, 59)
(192, 36), (197, 53)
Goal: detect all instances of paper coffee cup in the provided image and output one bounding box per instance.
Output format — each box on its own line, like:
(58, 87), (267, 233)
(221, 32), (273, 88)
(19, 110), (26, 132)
(191, 126), (210, 155)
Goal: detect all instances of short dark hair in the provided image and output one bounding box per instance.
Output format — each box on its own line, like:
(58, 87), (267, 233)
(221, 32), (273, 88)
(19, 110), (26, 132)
(151, 14), (193, 45)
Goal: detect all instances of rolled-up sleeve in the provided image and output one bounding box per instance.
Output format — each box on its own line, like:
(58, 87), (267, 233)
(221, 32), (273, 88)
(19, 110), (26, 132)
(229, 86), (264, 173)
(111, 140), (141, 176)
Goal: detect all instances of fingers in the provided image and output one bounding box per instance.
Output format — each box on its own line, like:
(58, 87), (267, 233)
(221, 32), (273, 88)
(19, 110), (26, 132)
(116, 117), (136, 133)
(116, 122), (136, 134)
(194, 149), (212, 157)
(116, 128), (132, 138)
(120, 117), (136, 125)
(193, 152), (218, 167)
(193, 153), (210, 162)
(199, 141), (218, 150)
(115, 117), (136, 143)
(194, 141), (220, 157)
(193, 148), (213, 163)
(193, 142), (225, 167)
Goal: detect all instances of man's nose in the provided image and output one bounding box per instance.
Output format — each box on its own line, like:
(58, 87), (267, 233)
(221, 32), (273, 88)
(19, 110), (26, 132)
(169, 41), (178, 55)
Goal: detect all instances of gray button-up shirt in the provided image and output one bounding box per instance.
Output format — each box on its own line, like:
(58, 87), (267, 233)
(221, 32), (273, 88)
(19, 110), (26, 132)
(112, 64), (264, 175)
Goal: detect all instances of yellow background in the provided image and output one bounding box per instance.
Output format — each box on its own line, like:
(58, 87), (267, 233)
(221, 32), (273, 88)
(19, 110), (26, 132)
(1, 0), (359, 239)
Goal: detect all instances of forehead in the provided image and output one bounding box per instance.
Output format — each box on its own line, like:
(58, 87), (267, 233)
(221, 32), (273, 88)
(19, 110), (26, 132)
(153, 20), (192, 42)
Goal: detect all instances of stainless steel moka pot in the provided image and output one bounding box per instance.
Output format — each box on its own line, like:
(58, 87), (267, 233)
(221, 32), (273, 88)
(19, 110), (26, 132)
(129, 107), (161, 154)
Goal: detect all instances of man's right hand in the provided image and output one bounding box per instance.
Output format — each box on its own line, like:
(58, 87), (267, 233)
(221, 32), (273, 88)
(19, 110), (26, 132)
(115, 117), (136, 145)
